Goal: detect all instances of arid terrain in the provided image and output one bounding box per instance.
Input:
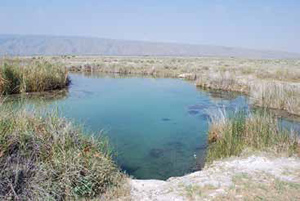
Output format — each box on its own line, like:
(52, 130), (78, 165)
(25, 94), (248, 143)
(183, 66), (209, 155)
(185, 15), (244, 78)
(126, 153), (300, 201)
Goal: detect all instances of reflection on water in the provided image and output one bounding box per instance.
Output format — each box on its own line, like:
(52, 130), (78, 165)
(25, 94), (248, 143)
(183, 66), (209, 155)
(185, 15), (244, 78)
(3, 73), (300, 180)
(205, 89), (241, 102)
(3, 89), (69, 104)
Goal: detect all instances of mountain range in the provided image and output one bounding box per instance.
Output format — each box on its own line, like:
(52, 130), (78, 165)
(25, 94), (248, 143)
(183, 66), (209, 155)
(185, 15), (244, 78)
(0, 34), (299, 59)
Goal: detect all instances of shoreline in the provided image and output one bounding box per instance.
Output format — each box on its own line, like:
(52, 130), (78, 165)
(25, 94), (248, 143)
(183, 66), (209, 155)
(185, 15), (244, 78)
(125, 153), (300, 201)
(63, 56), (300, 116)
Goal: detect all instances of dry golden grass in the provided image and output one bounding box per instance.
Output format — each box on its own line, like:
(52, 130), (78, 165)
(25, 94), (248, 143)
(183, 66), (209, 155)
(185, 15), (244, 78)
(195, 72), (250, 93)
(250, 82), (300, 115)
(0, 59), (69, 95)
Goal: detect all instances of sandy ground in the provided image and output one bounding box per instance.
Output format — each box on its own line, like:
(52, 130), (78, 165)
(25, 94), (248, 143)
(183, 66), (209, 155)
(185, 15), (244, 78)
(123, 154), (300, 201)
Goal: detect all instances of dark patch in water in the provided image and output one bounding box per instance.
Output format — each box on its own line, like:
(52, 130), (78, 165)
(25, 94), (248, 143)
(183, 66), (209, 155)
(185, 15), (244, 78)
(80, 90), (94, 95)
(188, 110), (199, 115)
(188, 104), (204, 110)
(161, 118), (171, 121)
(166, 141), (185, 150)
(163, 141), (186, 156)
(207, 90), (239, 101)
(149, 148), (164, 158)
(198, 113), (210, 120)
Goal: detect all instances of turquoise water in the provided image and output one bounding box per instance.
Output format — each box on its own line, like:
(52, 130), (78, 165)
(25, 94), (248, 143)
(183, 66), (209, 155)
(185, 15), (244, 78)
(11, 73), (300, 180)
(48, 73), (248, 180)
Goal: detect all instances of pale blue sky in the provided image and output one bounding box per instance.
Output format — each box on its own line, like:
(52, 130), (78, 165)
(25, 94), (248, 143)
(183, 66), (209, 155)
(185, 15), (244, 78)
(0, 0), (299, 53)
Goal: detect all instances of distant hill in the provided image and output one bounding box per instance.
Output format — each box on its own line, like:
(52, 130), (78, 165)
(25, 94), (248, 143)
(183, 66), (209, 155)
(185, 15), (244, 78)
(0, 34), (299, 59)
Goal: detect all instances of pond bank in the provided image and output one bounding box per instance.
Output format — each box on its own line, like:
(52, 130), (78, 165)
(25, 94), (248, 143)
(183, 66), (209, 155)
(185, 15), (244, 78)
(124, 153), (300, 201)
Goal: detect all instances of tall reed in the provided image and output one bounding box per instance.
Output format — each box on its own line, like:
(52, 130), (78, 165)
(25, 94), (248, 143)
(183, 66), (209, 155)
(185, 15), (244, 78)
(0, 60), (69, 95)
(206, 110), (299, 163)
(250, 82), (300, 115)
(196, 71), (250, 93)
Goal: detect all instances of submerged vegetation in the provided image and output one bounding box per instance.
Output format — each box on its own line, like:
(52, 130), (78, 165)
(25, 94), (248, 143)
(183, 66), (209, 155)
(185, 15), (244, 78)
(206, 110), (299, 163)
(0, 59), (69, 95)
(0, 107), (124, 200)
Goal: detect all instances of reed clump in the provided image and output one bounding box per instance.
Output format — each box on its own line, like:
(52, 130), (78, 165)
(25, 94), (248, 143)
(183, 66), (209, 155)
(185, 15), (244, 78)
(206, 110), (299, 163)
(195, 71), (250, 93)
(195, 72), (300, 116)
(69, 63), (185, 78)
(0, 107), (124, 200)
(0, 60), (69, 95)
(250, 82), (300, 116)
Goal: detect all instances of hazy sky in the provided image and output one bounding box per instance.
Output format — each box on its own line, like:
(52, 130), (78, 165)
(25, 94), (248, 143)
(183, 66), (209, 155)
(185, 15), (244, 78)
(1, 0), (299, 53)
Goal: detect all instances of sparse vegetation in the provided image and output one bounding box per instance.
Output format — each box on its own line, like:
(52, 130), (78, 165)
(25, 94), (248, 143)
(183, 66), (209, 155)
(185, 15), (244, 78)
(206, 110), (299, 163)
(0, 106), (125, 200)
(0, 59), (69, 95)
(215, 173), (300, 201)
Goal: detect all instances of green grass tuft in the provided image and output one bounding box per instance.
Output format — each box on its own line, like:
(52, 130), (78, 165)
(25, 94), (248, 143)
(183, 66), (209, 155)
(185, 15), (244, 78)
(0, 107), (124, 200)
(206, 110), (299, 163)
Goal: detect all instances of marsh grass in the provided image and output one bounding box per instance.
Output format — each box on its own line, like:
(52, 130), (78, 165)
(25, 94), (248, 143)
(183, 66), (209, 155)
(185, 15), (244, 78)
(0, 106), (124, 200)
(69, 63), (187, 78)
(257, 67), (300, 82)
(0, 60), (69, 95)
(196, 72), (300, 116)
(250, 82), (300, 115)
(195, 71), (250, 93)
(206, 110), (299, 163)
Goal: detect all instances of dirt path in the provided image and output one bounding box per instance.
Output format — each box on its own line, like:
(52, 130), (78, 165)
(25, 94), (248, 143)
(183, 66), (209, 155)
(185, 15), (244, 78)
(126, 154), (300, 201)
